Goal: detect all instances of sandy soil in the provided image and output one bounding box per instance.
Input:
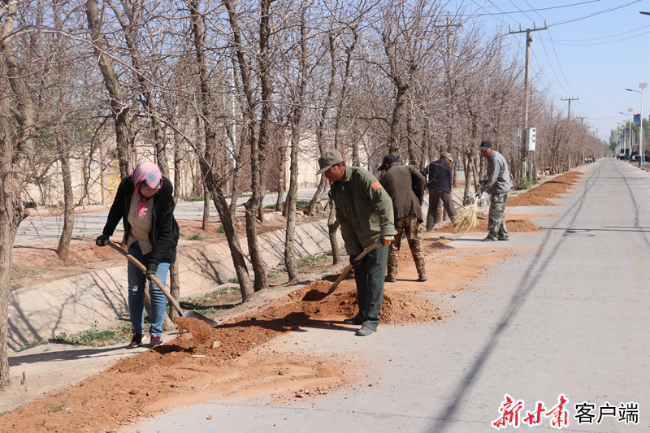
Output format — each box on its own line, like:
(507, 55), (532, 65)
(508, 171), (583, 206)
(0, 172), (583, 432)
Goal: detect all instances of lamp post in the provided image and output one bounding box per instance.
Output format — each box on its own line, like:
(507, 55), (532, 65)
(628, 108), (634, 161)
(619, 112), (629, 158)
(626, 84), (647, 166)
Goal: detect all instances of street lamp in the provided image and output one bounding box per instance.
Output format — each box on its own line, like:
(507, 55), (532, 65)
(619, 112), (629, 158)
(626, 85), (647, 166)
(628, 108), (634, 162)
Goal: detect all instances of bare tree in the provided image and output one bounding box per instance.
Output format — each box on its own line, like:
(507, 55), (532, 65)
(187, 0), (254, 301)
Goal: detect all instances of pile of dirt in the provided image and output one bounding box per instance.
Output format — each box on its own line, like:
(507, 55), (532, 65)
(508, 171), (582, 206)
(437, 216), (546, 233)
(0, 265), (447, 432)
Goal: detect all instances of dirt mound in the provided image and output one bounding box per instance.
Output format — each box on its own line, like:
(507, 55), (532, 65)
(0, 270), (445, 433)
(508, 171), (583, 206)
(174, 317), (216, 347)
(438, 217), (545, 233)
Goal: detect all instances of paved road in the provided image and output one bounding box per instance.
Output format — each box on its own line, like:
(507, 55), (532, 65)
(127, 157), (649, 432)
(14, 190), (320, 246)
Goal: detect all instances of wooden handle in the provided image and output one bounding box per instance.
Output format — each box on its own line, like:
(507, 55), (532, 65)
(106, 241), (185, 317)
(327, 240), (381, 294)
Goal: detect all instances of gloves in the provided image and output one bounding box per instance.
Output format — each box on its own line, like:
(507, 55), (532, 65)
(380, 235), (394, 246)
(96, 234), (110, 246)
(349, 254), (358, 265)
(146, 262), (158, 276)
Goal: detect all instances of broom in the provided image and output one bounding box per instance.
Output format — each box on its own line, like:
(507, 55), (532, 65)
(453, 196), (479, 233)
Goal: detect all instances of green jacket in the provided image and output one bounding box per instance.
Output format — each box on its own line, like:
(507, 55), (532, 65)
(329, 165), (397, 255)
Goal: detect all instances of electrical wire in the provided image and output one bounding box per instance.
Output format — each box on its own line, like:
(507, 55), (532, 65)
(541, 24), (650, 42)
(462, 0), (603, 17)
(550, 0), (641, 27)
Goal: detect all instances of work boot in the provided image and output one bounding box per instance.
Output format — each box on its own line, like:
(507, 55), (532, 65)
(385, 275), (396, 283)
(355, 326), (376, 337)
(343, 315), (364, 325)
(482, 237), (496, 242)
(150, 336), (163, 348)
(418, 274), (428, 282)
(498, 237), (509, 241)
(128, 333), (144, 349)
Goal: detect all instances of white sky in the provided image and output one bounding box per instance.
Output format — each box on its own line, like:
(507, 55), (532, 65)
(463, 0), (650, 142)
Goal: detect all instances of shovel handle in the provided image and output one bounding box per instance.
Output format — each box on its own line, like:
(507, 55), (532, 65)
(328, 240), (381, 294)
(106, 240), (185, 318)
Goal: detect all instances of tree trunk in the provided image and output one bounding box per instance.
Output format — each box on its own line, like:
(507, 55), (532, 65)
(202, 183), (210, 231)
(0, 16), (37, 387)
(86, 0), (132, 178)
(276, 143), (286, 213)
(55, 136), (74, 261)
(224, 0), (270, 292)
(189, 0), (254, 301)
(284, 9), (308, 282)
(327, 201), (341, 265)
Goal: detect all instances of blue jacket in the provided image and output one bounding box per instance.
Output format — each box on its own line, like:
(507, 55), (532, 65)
(422, 158), (452, 193)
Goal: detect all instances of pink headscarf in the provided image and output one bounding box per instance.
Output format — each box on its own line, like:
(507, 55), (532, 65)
(132, 162), (162, 219)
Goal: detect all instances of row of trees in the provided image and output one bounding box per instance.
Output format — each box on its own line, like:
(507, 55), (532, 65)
(0, 0), (604, 390)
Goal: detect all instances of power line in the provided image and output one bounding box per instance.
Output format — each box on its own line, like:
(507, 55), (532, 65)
(550, 0), (641, 27)
(461, 0), (604, 17)
(540, 24), (650, 42)
(541, 28), (650, 46)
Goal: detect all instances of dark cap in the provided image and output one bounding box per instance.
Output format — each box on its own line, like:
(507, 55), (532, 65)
(377, 154), (399, 171)
(480, 140), (493, 151)
(317, 149), (344, 174)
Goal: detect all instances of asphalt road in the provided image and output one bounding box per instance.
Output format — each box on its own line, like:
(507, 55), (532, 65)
(14, 190), (320, 246)
(127, 157), (650, 432)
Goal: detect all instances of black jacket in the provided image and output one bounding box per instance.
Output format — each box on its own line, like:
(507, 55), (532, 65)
(422, 158), (452, 193)
(102, 176), (179, 268)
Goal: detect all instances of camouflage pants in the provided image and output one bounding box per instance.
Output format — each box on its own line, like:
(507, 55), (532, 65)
(487, 192), (509, 240)
(387, 214), (426, 278)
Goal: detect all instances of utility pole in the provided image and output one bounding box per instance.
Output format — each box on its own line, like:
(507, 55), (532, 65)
(509, 22), (548, 186)
(561, 96), (579, 119)
(561, 96), (579, 170)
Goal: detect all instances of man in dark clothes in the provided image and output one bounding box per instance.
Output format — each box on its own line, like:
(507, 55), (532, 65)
(378, 154), (428, 282)
(319, 149), (396, 336)
(422, 152), (457, 231)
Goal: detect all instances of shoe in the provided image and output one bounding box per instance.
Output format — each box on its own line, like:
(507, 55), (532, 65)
(355, 326), (376, 336)
(498, 237), (509, 241)
(418, 274), (428, 282)
(343, 316), (364, 325)
(128, 333), (144, 349)
(385, 276), (396, 283)
(150, 336), (163, 348)
(482, 237), (496, 242)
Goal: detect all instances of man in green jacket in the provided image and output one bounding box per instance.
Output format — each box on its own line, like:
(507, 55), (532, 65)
(318, 149), (396, 336)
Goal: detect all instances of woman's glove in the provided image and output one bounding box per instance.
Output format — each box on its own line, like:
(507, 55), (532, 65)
(146, 262), (158, 276)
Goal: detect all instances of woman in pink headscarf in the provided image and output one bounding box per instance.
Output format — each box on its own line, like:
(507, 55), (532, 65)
(96, 162), (179, 349)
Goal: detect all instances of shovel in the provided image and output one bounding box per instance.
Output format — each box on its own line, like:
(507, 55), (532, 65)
(106, 240), (219, 328)
(327, 240), (382, 295)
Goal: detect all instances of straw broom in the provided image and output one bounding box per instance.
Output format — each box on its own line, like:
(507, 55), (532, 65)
(454, 196), (478, 233)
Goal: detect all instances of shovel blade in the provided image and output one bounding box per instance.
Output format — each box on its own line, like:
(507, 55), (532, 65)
(183, 311), (219, 328)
